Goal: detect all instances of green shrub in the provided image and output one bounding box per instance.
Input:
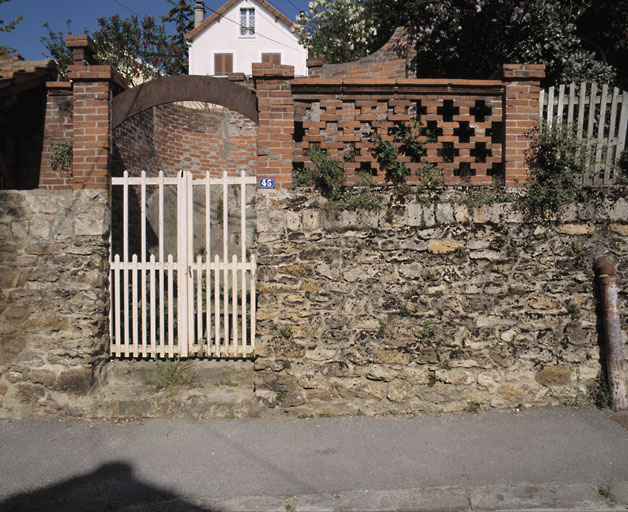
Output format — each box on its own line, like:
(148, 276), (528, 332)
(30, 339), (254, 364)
(520, 122), (589, 218)
(308, 145), (345, 200)
(371, 119), (431, 185)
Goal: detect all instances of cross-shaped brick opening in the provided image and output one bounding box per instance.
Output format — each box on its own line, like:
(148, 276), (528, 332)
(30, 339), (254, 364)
(471, 142), (491, 163)
(413, 100), (427, 119)
(343, 143), (356, 162)
(437, 100), (459, 122)
(470, 100), (492, 122)
(486, 122), (504, 144)
(454, 121), (475, 143)
(293, 121), (305, 143)
(488, 162), (504, 178)
(424, 121), (442, 141)
(360, 161), (375, 175)
(292, 161), (309, 186)
(438, 142), (458, 163)
(455, 162), (474, 178)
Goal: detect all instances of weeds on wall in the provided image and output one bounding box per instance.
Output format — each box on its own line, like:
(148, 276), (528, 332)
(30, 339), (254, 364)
(370, 119), (438, 187)
(588, 370), (614, 409)
(296, 145), (383, 211)
(147, 356), (198, 393)
(520, 122), (589, 219)
(49, 141), (72, 172)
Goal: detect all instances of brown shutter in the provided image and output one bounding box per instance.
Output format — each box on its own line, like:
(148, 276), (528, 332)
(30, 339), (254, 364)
(261, 53), (281, 65)
(214, 53), (233, 75)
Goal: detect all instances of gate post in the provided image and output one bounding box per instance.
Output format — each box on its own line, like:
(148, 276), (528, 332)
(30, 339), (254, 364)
(253, 62), (295, 188)
(502, 63), (545, 187)
(65, 35), (128, 189)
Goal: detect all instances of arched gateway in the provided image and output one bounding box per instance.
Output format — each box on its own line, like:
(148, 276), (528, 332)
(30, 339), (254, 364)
(109, 75), (260, 360)
(111, 74), (258, 129)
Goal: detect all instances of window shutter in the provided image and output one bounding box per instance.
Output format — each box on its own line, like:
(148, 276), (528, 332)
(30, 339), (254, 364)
(214, 53), (233, 75)
(262, 53), (281, 65)
(224, 53), (233, 73)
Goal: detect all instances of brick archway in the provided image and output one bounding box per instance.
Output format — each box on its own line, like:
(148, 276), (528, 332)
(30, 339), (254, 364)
(111, 75), (258, 130)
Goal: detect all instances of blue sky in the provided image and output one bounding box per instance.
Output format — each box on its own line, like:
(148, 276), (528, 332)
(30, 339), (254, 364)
(0, 0), (309, 61)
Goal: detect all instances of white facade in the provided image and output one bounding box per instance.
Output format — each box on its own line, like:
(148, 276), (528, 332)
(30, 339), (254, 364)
(187, 0), (308, 77)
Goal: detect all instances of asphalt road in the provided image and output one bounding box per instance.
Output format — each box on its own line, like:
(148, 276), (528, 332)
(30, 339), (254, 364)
(1, 407), (627, 510)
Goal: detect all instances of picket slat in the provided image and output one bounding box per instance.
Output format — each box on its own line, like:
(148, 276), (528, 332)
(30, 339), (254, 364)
(556, 84), (565, 122)
(567, 83), (575, 125)
(617, 91), (628, 156)
(577, 82), (587, 140)
(110, 171), (257, 359)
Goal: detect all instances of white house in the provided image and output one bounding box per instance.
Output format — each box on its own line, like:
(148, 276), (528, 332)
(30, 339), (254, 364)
(186, 0), (308, 77)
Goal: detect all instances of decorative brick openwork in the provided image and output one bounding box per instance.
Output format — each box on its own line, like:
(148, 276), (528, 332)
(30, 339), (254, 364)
(293, 80), (505, 185)
(292, 65), (544, 187)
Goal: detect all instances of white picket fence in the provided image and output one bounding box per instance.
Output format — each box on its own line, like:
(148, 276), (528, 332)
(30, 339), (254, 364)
(539, 82), (628, 186)
(109, 170), (257, 359)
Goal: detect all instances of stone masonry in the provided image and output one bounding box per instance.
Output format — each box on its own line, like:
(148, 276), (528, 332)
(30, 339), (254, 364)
(0, 190), (110, 417)
(254, 188), (628, 416)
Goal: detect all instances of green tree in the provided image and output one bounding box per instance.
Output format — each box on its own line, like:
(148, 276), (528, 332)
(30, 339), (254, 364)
(302, 0), (619, 85)
(577, 0), (628, 89)
(368, 0), (614, 84)
(161, 0), (193, 75)
(92, 14), (176, 84)
(40, 20), (74, 80)
(0, 0), (23, 56)
(296, 0), (386, 64)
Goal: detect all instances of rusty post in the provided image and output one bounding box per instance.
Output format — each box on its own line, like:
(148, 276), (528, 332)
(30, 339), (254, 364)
(593, 256), (628, 410)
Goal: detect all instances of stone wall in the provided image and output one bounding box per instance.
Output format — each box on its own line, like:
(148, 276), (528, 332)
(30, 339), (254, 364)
(254, 188), (628, 415)
(0, 189), (110, 417)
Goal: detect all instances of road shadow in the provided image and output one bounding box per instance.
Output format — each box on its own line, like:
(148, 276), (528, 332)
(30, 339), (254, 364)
(0, 461), (202, 512)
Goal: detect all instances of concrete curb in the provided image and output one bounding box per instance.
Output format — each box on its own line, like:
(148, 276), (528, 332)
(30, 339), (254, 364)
(120, 482), (628, 511)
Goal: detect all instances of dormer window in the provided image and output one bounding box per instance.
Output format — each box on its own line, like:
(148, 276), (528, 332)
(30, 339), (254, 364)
(240, 8), (255, 36)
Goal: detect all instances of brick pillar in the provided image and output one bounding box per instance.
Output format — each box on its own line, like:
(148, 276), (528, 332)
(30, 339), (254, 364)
(65, 34), (127, 189)
(253, 63), (295, 189)
(502, 63), (545, 187)
(40, 82), (73, 189)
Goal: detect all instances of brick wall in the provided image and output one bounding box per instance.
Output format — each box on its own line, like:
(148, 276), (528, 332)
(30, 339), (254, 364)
(253, 63), (295, 188)
(503, 64), (546, 186)
(112, 103), (257, 178)
(293, 79), (505, 186)
(287, 64), (544, 188)
(307, 26), (415, 79)
(39, 84), (73, 189)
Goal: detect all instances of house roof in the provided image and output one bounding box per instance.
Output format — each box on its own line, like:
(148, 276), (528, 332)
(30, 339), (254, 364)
(185, 0), (295, 41)
(0, 54), (58, 101)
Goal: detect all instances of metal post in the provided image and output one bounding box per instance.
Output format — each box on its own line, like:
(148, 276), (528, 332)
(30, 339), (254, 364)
(593, 256), (628, 410)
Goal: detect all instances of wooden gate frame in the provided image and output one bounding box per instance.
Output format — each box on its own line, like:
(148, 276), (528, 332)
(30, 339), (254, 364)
(109, 170), (257, 359)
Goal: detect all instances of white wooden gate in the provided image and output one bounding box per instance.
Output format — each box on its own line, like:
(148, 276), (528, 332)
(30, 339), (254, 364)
(539, 82), (628, 186)
(109, 170), (257, 358)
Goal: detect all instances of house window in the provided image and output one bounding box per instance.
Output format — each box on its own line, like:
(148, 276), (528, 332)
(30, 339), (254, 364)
(240, 8), (255, 36)
(214, 53), (233, 75)
(261, 53), (281, 65)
